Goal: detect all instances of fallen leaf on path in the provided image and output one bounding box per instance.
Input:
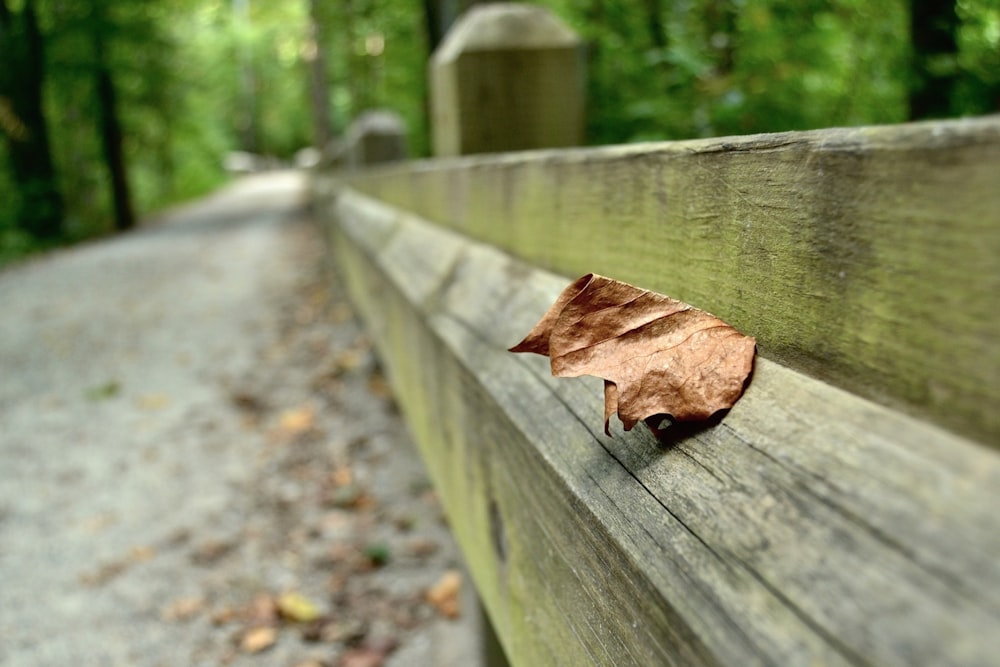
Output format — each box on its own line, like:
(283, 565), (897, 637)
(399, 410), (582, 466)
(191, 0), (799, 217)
(510, 273), (755, 434)
(82, 512), (116, 533)
(84, 381), (120, 401)
(367, 372), (394, 400)
(363, 542), (391, 568)
(190, 538), (236, 565)
(79, 544), (154, 587)
(277, 591), (322, 623)
(339, 640), (398, 667)
(426, 570), (462, 619)
(240, 626), (277, 653)
(333, 349), (365, 374)
(331, 465), (354, 487)
(230, 391), (266, 415)
(161, 596), (205, 622)
(293, 660), (326, 667)
(331, 301), (354, 323)
(211, 606), (239, 626)
(323, 483), (374, 510)
(79, 560), (129, 587)
(244, 593), (279, 626)
(136, 393), (171, 411)
(276, 405), (316, 438)
(405, 537), (439, 558)
(310, 617), (366, 644)
(129, 545), (156, 562)
(340, 648), (384, 667)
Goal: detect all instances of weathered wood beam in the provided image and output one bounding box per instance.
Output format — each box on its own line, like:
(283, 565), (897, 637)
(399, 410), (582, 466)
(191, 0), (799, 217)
(342, 116), (1000, 447)
(325, 186), (1000, 667)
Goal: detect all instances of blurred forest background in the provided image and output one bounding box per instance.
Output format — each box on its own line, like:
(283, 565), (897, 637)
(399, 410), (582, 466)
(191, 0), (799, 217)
(1, 0), (998, 265)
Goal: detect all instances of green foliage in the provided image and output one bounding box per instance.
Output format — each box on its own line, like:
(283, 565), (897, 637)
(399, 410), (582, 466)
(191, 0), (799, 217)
(0, 139), (60, 267)
(2, 0), (998, 266)
(547, 0), (915, 143)
(954, 0), (1000, 114)
(318, 0), (429, 155)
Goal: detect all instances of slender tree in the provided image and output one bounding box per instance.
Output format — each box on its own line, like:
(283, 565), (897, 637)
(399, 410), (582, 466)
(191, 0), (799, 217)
(0, 0), (64, 239)
(233, 0), (259, 153)
(909, 0), (960, 119)
(91, 5), (135, 231)
(422, 0), (446, 53)
(422, 0), (482, 53)
(642, 0), (667, 50)
(704, 0), (736, 76)
(305, 0), (333, 148)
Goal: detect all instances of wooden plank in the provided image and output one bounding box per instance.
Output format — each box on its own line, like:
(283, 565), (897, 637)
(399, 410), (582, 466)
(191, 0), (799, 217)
(342, 116), (1000, 447)
(325, 187), (1000, 667)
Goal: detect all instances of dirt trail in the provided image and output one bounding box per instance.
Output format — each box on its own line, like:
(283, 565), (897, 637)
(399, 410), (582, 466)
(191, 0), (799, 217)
(0, 172), (474, 667)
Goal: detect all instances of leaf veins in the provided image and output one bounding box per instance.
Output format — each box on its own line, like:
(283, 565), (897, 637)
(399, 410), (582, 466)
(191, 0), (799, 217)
(511, 274), (756, 435)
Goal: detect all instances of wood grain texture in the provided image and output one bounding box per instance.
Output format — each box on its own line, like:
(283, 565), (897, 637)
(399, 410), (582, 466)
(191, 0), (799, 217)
(342, 116), (1000, 447)
(324, 186), (1000, 667)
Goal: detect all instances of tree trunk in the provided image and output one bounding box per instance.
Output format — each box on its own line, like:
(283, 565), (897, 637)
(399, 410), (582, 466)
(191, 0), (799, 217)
(0, 0), (64, 239)
(909, 0), (959, 119)
(423, 0), (483, 54)
(642, 0), (666, 50)
(232, 0), (259, 153)
(93, 24), (135, 231)
(306, 0), (333, 148)
(705, 0), (736, 76)
(422, 0), (443, 54)
(342, 0), (366, 118)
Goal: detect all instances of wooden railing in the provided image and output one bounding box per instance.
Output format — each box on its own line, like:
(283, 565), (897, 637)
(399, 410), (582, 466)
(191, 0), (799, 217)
(311, 4), (1000, 666)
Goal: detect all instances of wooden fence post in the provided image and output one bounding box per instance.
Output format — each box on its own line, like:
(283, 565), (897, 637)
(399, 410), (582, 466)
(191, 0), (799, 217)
(429, 3), (585, 157)
(346, 109), (407, 168)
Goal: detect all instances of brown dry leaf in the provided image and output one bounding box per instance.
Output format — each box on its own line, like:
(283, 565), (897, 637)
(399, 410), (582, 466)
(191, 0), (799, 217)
(339, 648), (386, 667)
(79, 560), (129, 587)
(339, 637), (398, 667)
(211, 606), (239, 626)
(511, 273), (755, 434)
(230, 391), (266, 415)
(278, 405), (316, 436)
(405, 537), (439, 558)
(333, 349), (365, 374)
(293, 660), (326, 667)
(82, 512), (116, 533)
(367, 372), (394, 400)
(331, 302), (355, 324)
(161, 596), (205, 622)
(243, 593), (279, 626)
(314, 617), (366, 644)
(240, 626), (277, 653)
(136, 393), (170, 411)
(130, 545), (156, 562)
(331, 465), (354, 487)
(425, 570), (462, 619)
(190, 538), (236, 565)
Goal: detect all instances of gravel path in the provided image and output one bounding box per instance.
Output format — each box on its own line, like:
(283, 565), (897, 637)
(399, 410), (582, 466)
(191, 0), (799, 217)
(0, 172), (475, 667)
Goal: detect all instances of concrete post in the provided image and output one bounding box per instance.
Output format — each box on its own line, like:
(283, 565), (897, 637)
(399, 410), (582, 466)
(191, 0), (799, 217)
(345, 110), (407, 168)
(429, 3), (585, 157)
